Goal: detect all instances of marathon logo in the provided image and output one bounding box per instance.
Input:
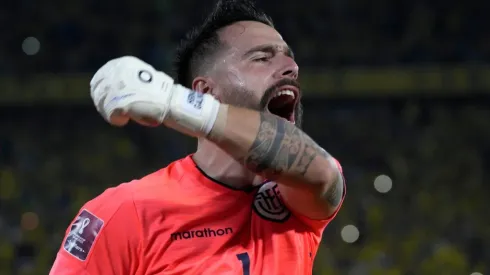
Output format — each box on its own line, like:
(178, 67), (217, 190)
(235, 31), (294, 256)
(171, 227), (233, 241)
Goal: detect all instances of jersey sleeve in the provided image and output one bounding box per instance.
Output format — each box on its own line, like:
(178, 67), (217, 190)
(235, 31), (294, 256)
(49, 188), (143, 275)
(291, 158), (346, 234)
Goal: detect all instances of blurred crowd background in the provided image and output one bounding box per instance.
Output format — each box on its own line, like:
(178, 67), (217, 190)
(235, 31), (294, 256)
(0, 0), (489, 274)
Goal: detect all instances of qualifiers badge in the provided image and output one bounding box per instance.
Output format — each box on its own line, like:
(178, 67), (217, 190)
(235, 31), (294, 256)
(63, 209), (104, 261)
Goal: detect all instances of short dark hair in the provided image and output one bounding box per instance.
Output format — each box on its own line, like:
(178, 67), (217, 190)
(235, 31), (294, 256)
(173, 0), (274, 86)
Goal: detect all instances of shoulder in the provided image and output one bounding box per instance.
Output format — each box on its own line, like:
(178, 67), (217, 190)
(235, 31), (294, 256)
(82, 184), (134, 220)
(83, 157), (189, 220)
(116, 156), (186, 195)
(59, 183), (142, 263)
(81, 167), (165, 216)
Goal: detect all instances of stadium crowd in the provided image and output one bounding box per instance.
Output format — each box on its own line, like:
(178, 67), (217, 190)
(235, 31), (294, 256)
(1, 0), (490, 73)
(0, 0), (488, 274)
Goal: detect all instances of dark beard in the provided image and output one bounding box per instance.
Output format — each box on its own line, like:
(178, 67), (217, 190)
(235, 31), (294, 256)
(222, 79), (303, 128)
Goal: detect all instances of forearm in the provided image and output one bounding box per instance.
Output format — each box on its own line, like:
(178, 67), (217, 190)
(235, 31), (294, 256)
(161, 91), (344, 208)
(208, 104), (341, 194)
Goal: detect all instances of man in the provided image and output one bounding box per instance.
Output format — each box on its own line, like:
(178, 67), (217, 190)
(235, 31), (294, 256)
(50, 0), (345, 274)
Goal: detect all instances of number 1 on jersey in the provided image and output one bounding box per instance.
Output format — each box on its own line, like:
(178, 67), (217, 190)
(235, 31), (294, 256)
(236, 252), (250, 275)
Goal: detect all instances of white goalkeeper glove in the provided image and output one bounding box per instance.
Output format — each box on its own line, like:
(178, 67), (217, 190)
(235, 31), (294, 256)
(90, 56), (221, 136)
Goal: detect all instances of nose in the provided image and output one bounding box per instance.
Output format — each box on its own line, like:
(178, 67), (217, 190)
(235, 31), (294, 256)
(275, 57), (299, 80)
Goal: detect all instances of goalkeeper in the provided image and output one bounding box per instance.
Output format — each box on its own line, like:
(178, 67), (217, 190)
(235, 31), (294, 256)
(50, 1), (345, 274)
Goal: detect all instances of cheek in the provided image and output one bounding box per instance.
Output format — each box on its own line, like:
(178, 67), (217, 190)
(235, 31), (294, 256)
(228, 66), (272, 92)
(219, 74), (262, 108)
(226, 67), (246, 88)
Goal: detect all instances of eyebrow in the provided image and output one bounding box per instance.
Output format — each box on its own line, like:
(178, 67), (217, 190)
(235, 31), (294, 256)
(243, 44), (295, 59)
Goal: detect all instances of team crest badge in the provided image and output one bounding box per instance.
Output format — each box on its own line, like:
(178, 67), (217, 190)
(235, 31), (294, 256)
(253, 181), (291, 222)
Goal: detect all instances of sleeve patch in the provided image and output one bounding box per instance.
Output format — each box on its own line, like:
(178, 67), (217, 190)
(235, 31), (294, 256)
(63, 209), (104, 261)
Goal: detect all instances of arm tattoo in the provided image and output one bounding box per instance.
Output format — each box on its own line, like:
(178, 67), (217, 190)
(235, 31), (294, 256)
(242, 112), (327, 179)
(324, 173), (344, 207)
(240, 112), (344, 207)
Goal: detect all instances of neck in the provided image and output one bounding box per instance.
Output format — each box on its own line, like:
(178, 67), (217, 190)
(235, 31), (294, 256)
(193, 139), (262, 189)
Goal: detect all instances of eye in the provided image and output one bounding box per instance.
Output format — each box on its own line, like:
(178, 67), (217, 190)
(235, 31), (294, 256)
(253, 55), (271, 62)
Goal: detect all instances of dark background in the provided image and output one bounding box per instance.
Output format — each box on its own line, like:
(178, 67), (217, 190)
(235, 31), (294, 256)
(0, 0), (488, 274)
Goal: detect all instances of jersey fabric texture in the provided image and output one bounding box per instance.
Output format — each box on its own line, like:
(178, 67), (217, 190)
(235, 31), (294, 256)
(50, 155), (346, 275)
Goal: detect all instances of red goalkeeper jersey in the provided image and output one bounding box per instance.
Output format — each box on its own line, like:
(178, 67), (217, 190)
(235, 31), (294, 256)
(50, 155), (345, 275)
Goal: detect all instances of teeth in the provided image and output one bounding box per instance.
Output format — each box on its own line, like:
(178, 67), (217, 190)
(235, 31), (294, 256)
(272, 90), (295, 99)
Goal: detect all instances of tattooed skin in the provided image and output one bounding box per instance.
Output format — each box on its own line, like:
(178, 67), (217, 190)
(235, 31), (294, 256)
(241, 113), (343, 206)
(243, 113), (319, 176)
(324, 169), (344, 207)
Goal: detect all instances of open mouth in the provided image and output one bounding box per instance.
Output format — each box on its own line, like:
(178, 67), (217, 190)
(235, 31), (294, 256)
(266, 87), (299, 123)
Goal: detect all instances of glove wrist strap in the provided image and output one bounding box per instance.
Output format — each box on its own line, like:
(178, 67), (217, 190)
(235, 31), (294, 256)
(167, 84), (220, 137)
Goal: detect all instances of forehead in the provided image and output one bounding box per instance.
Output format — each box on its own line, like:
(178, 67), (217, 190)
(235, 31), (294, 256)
(218, 21), (286, 52)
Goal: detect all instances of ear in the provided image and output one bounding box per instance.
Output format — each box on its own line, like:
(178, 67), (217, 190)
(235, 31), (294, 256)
(192, 77), (222, 102)
(192, 77), (215, 95)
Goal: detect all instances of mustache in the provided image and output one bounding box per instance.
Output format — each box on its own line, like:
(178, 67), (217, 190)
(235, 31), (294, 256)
(259, 78), (301, 109)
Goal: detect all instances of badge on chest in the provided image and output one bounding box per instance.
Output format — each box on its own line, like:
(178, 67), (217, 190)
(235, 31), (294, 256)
(253, 182), (291, 222)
